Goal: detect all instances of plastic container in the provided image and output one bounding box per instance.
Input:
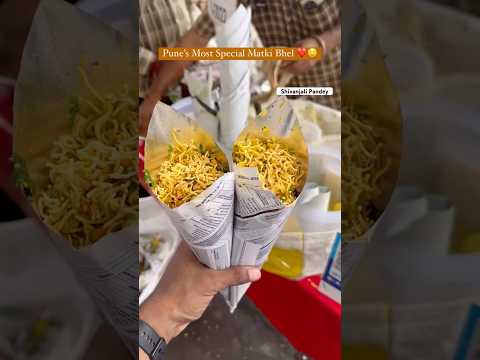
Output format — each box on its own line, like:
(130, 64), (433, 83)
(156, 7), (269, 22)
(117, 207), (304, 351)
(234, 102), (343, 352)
(139, 197), (180, 305)
(291, 99), (341, 136)
(0, 219), (98, 359)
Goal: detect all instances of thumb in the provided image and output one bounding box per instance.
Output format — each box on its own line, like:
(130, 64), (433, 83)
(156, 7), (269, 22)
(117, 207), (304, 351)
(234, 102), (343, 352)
(213, 266), (261, 291)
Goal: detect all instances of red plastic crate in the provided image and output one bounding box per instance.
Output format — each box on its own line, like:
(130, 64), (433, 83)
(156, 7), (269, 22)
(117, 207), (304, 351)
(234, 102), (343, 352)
(248, 271), (341, 360)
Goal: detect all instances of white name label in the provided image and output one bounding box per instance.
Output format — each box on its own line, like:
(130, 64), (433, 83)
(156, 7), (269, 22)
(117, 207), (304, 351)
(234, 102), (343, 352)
(276, 87), (333, 96)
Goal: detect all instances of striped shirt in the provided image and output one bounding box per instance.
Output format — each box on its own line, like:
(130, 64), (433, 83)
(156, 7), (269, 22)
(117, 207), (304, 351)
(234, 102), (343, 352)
(139, 0), (195, 97)
(193, 0), (341, 109)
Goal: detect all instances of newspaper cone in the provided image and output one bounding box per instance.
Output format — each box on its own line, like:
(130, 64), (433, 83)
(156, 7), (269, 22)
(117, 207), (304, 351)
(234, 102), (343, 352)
(208, 0), (251, 148)
(13, 0), (138, 353)
(342, 34), (403, 285)
(184, 68), (220, 140)
(144, 102), (235, 277)
(228, 97), (309, 311)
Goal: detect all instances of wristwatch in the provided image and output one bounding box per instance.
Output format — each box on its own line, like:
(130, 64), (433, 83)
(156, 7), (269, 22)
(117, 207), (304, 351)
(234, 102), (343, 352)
(139, 320), (167, 360)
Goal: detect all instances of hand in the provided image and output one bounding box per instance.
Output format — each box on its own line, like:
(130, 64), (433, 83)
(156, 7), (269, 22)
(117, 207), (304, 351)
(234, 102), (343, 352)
(140, 242), (261, 345)
(282, 37), (323, 75)
(139, 96), (158, 137)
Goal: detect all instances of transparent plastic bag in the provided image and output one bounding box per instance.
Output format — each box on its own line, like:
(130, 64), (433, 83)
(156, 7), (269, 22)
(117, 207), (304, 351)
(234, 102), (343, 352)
(263, 231), (338, 280)
(263, 121), (341, 279)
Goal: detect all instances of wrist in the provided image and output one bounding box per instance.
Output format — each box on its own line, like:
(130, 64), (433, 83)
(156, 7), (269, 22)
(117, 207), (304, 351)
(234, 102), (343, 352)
(148, 61), (161, 80)
(144, 79), (167, 105)
(144, 92), (161, 107)
(140, 298), (184, 344)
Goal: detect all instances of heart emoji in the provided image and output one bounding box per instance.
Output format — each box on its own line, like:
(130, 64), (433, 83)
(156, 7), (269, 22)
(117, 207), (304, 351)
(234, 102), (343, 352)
(297, 47), (307, 57)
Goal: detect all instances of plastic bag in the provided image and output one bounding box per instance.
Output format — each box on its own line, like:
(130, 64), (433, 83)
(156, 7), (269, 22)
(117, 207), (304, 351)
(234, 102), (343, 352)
(262, 100), (341, 280)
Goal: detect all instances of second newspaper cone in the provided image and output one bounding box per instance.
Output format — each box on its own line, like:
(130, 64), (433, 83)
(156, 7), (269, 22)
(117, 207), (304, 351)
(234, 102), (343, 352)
(228, 97), (309, 311)
(144, 103), (235, 281)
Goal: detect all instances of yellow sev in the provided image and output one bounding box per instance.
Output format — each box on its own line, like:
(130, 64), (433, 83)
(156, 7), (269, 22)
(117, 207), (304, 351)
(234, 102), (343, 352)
(233, 127), (305, 205)
(32, 68), (138, 248)
(342, 106), (392, 240)
(148, 131), (227, 208)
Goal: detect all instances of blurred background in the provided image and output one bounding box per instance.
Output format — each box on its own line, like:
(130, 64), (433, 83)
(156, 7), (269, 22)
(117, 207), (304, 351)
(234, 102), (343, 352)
(1, 0), (479, 359)
(1, 0), (324, 359)
(430, 0), (480, 15)
(343, 0), (480, 359)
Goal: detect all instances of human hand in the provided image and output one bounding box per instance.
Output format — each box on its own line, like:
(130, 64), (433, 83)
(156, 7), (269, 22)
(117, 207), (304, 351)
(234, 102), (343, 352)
(282, 37), (323, 75)
(139, 242), (261, 345)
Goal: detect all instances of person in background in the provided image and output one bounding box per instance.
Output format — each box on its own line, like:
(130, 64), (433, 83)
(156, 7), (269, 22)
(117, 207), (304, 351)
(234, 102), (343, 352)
(139, 0), (205, 197)
(139, 242), (261, 359)
(140, 0), (341, 136)
(139, 0), (204, 98)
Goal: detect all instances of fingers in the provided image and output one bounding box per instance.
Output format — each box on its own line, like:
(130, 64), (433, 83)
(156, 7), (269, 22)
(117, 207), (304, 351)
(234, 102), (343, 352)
(282, 60), (317, 75)
(177, 242), (262, 291)
(212, 266), (262, 291)
(281, 61), (297, 74)
(283, 62), (306, 75)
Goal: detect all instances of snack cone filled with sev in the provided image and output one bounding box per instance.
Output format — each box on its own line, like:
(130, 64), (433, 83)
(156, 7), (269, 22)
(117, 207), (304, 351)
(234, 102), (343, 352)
(341, 34), (403, 285)
(228, 96), (309, 311)
(144, 102), (235, 274)
(13, 0), (138, 353)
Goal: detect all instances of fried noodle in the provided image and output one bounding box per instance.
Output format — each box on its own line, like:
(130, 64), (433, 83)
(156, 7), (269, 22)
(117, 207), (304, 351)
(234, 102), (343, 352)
(33, 68), (138, 248)
(147, 132), (227, 208)
(342, 106), (391, 240)
(233, 127), (305, 205)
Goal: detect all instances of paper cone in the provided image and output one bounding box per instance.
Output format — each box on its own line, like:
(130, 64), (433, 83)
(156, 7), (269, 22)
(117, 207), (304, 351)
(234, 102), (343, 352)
(228, 97), (309, 310)
(144, 102), (235, 274)
(13, 0), (138, 353)
(209, 1), (251, 148)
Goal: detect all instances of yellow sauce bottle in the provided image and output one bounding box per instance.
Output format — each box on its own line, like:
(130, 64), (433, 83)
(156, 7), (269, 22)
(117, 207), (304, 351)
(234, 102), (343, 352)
(262, 247), (304, 279)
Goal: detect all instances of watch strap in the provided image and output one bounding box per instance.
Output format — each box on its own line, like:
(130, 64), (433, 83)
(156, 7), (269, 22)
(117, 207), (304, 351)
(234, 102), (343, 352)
(139, 320), (166, 360)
